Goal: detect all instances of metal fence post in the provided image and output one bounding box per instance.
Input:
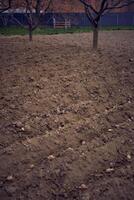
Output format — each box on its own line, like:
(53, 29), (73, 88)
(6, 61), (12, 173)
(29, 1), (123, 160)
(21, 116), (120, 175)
(53, 17), (56, 28)
(117, 13), (119, 26)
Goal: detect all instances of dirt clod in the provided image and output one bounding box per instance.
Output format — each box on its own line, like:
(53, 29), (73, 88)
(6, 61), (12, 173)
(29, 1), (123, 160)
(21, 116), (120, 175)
(48, 155), (55, 160)
(79, 184), (88, 189)
(6, 176), (13, 181)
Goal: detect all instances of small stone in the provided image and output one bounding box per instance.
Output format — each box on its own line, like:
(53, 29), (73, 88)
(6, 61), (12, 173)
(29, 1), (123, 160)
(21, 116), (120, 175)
(127, 153), (131, 160)
(13, 121), (23, 128)
(105, 109), (108, 114)
(81, 152), (85, 156)
(115, 124), (120, 128)
(110, 162), (114, 167)
(6, 175), (13, 181)
(21, 127), (25, 131)
(106, 168), (114, 173)
(29, 77), (34, 82)
(24, 124), (31, 132)
(67, 147), (74, 151)
(80, 152), (86, 160)
(48, 155), (55, 160)
(30, 164), (34, 169)
(82, 141), (86, 145)
(57, 107), (61, 114)
(36, 84), (43, 89)
(79, 184), (88, 189)
(108, 129), (113, 132)
(129, 58), (133, 62)
(0, 181), (3, 187)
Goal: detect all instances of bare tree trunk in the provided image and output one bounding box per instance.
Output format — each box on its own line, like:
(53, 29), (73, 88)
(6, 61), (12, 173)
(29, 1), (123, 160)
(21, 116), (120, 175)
(93, 26), (99, 50)
(29, 26), (33, 41)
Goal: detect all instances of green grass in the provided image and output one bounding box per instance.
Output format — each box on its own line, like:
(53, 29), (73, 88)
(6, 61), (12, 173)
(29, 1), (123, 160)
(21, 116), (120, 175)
(0, 26), (92, 36)
(0, 26), (134, 36)
(0, 26), (27, 35)
(101, 26), (134, 31)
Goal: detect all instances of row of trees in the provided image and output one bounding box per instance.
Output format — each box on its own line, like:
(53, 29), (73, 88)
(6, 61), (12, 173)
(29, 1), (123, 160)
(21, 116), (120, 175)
(0, 0), (52, 41)
(0, 0), (134, 49)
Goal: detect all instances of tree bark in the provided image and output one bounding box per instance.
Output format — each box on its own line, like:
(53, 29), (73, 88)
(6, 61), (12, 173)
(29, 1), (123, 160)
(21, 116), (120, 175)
(93, 27), (99, 50)
(29, 27), (33, 41)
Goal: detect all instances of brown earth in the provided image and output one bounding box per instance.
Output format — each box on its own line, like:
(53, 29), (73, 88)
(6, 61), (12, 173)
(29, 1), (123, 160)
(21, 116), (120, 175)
(0, 31), (134, 200)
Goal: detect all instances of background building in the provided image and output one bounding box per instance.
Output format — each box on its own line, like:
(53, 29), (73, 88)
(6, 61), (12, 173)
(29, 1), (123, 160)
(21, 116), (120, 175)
(0, 0), (134, 27)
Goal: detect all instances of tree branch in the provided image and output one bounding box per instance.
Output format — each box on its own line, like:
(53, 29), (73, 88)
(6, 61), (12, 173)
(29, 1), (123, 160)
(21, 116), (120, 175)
(0, 0), (12, 13)
(79, 0), (134, 28)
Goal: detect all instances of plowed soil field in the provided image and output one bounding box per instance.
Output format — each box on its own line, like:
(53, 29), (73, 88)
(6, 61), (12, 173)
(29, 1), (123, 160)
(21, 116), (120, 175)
(0, 31), (134, 200)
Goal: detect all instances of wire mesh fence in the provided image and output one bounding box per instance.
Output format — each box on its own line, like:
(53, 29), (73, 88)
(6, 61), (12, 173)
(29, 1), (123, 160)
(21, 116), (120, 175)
(0, 12), (134, 27)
